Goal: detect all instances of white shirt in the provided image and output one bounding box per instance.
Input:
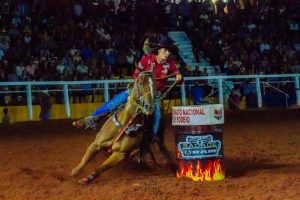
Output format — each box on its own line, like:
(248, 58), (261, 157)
(259, 43), (270, 53)
(15, 65), (24, 76)
(56, 64), (65, 74)
(126, 54), (134, 64)
(76, 64), (88, 74)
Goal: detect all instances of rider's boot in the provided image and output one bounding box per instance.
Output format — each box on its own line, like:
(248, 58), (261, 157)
(72, 114), (106, 130)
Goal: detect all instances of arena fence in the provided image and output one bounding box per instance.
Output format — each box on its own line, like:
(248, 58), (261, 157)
(0, 74), (300, 121)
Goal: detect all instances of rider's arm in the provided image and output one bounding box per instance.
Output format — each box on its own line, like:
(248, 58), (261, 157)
(132, 55), (149, 79)
(132, 67), (141, 80)
(169, 60), (183, 84)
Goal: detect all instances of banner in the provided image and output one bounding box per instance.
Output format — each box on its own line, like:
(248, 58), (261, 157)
(176, 133), (224, 160)
(172, 104), (224, 126)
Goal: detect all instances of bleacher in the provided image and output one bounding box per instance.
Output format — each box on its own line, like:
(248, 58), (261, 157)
(168, 31), (215, 75)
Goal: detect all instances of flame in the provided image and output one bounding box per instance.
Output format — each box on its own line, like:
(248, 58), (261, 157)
(176, 159), (225, 181)
(176, 148), (182, 159)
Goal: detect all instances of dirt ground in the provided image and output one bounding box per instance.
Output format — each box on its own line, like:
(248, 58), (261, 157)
(0, 109), (299, 200)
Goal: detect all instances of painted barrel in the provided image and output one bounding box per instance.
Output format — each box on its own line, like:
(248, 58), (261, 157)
(172, 104), (225, 181)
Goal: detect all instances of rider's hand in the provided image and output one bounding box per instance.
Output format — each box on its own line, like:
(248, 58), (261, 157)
(160, 93), (166, 99)
(161, 74), (167, 79)
(176, 74), (182, 81)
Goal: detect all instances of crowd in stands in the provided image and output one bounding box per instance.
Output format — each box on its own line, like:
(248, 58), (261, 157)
(185, 0), (299, 75)
(0, 0), (145, 83)
(0, 0), (299, 106)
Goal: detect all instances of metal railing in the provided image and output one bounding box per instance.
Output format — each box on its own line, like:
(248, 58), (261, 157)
(1, 74), (300, 120)
(262, 82), (290, 108)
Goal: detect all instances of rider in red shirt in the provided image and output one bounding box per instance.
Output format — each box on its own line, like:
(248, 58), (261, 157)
(73, 39), (183, 135)
(133, 53), (180, 92)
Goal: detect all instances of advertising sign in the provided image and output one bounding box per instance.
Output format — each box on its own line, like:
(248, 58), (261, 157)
(176, 133), (224, 160)
(172, 105), (224, 126)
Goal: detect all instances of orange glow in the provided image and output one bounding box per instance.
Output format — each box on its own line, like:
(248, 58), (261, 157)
(176, 148), (182, 159)
(176, 159), (225, 181)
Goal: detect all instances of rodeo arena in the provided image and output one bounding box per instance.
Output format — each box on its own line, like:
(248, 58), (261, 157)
(0, 0), (300, 199)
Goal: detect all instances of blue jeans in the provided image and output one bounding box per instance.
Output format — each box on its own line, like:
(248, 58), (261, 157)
(92, 90), (129, 116)
(92, 90), (161, 135)
(153, 94), (161, 136)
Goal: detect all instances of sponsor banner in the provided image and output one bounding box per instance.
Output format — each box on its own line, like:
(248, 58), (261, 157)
(176, 133), (224, 160)
(172, 105), (224, 126)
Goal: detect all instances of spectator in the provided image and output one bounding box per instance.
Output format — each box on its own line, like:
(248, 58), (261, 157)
(228, 88), (240, 110)
(259, 40), (271, 54)
(0, 35), (10, 53)
(76, 60), (89, 76)
(88, 62), (100, 80)
(0, 48), (4, 61)
(78, 75), (92, 103)
(39, 90), (51, 121)
(223, 56), (234, 74)
(95, 25), (111, 44)
(125, 50), (135, 74)
(56, 60), (66, 75)
(55, 74), (65, 104)
(64, 57), (76, 76)
(202, 67), (208, 77)
(291, 59), (300, 73)
(241, 79), (256, 108)
(2, 108), (11, 125)
(7, 66), (18, 82)
(25, 61), (38, 79)
(73, 0), (84, 22)
(72, 51), (82, 66)
(18, 69), (30, 81)
(0, 0), (298, 90)
(117, 50), (127, 75)
(80, 44), (93, 61)
(103, 48), (117, 73)
(142, 37), (151, 55)
(259, 56), (271, 74)
(70, 75), (80, 103)
(15, 62), (24, 77)
(192, 65), (202, 77)
(190, 80), (204, 105)
(69, 44), (79, 58)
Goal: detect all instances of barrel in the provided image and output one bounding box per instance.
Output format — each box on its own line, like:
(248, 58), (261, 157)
(172, 104), (225, 181)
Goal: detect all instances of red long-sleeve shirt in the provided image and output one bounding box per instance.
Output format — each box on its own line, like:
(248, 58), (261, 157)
(133, 54), (180, 92)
